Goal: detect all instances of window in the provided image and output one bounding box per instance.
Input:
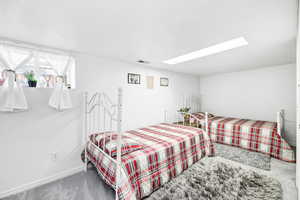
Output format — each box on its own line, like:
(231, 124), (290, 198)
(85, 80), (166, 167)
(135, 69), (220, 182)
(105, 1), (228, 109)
(0, 43), (76, 89)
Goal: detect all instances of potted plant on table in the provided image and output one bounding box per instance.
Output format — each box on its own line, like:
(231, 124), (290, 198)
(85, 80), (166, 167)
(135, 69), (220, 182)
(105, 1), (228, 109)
(178, 107), (191, 124)
(25, 71), (37, 88)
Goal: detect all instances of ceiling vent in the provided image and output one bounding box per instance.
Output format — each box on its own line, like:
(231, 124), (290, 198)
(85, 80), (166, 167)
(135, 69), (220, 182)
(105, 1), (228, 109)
(137, 59), (150, 64)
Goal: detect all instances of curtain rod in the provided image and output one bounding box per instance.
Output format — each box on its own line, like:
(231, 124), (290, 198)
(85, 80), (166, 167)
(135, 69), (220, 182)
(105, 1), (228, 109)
(0, 36), (79, 56)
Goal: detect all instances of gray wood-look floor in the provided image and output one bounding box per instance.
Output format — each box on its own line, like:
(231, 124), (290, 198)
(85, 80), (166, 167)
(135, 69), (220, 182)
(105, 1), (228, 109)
(2, 167), (115, 200)
(2, 158), (297, 200)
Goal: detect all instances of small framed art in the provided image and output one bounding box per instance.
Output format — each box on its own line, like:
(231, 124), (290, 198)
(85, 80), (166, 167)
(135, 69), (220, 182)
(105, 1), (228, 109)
(128, 73), (141, 84)
(160, 77), (169, 87)
(146, 76), (154, 89)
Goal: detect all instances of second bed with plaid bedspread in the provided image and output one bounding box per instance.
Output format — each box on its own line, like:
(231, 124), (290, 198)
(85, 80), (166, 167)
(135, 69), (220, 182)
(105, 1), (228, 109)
(188, 113), (295, 162)
(86, 123), (214, 200)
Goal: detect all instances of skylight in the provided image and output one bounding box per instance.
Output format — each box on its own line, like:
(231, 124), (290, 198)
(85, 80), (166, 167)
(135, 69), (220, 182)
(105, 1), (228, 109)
(163, 37), (248, 65)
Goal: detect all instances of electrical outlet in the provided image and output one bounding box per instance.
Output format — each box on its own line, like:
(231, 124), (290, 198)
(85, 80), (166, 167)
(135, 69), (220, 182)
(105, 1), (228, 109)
(50, 152), (57, 162)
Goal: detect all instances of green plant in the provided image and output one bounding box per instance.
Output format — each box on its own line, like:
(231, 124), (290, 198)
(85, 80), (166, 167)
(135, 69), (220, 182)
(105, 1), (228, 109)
(25, 71), (37, 82)
(178, 107), (191, 113)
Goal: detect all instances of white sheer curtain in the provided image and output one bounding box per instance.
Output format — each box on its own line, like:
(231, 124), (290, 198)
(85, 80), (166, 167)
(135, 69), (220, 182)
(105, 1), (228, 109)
(0, 70), (28, 112)
(0, 45), (32, 112)
(45, 54), (73, 110)
(48, 75), (72, 110)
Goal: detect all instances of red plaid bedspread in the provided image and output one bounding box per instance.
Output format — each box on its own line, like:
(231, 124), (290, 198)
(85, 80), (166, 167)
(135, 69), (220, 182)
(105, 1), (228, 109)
(86, 123), (214, 200)
(188, 114), (295, 162)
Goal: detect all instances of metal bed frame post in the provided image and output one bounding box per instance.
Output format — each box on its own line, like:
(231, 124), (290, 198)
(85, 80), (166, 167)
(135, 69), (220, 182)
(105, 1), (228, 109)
(116, 88), (123, 200)
(277, 111), (281, 136)
(84, 92), (88, 172)
(98, 92), (101, 149)
(277, 109), (284, 137)
(164, 110), (167, 123)
(205, 112), (209, 133)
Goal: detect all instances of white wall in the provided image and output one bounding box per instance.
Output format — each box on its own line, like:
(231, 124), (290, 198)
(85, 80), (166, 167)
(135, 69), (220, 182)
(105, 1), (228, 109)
(200, 63), (296, 146)
(0, 54), (200, 197)
(296, 6), (300, 195)
(77, 55), (200, 130)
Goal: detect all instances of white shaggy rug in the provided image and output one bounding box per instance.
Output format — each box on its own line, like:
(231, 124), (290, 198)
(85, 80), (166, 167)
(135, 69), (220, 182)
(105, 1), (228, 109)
(145, 157), (282, 200)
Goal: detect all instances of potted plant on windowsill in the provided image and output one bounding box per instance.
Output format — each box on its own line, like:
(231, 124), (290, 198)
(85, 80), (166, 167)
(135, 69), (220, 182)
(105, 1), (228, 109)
(25, 71), (37, 88)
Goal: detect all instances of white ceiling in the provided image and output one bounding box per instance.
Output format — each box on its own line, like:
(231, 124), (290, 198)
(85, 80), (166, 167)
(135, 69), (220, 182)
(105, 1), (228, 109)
(0, 0), (297, 75)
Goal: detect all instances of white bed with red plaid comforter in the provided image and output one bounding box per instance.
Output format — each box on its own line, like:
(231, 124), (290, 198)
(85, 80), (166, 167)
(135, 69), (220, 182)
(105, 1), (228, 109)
(86, 123), (214, 200)
(189, 113), (295, 162)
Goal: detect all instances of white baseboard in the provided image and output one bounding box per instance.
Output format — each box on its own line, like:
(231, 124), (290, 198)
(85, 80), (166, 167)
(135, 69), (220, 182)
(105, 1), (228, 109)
(0, 165), (84, 199)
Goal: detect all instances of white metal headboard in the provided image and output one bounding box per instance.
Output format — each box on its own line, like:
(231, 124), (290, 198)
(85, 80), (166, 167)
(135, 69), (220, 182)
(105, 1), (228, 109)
(84, 91), (119, 137)
(178, 95), (201, 113)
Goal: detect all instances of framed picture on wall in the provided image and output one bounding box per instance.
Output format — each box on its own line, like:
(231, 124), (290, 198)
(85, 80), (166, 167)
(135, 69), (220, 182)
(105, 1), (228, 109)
(146, 76), (154, 89)
(128, 73), (141, 84)
(160, 77), (169, 87)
